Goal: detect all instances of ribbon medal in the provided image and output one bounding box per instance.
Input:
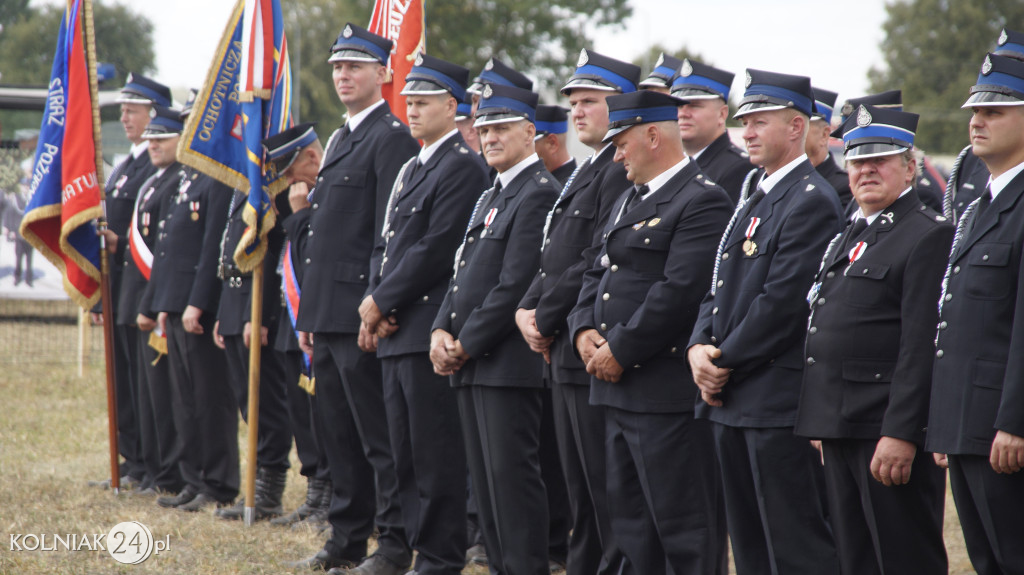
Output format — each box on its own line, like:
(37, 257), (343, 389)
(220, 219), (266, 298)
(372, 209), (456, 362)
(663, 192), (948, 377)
(190, 201), (200, 221)
(484, 208), (498, 228)
(742, 217), (761, 256)
(845, 242), (868, 275)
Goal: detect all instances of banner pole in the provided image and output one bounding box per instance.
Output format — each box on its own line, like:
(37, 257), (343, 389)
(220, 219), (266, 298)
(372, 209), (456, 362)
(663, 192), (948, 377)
(82, 0), (120, 494)
(244, 261), (264, 525)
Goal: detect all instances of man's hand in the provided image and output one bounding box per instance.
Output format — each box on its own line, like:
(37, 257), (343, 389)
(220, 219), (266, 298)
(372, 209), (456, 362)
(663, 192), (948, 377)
(430, 329), (466, 375)
(688, 344), (730, 407)
(358, 295), (384, 334)
(212, 321), (226, 349)
(357, 322), (378, 353)
(870, 436), (917, 486)
(810, 440), (824, 465)
(375, 316), (399, 339)
(157, 312), (167, 335)
(289, 181), (312, 213)
(90, 312), (103, 326)
(990, 430), (1024, 474)
(136, 313), (156, 332)
(243, 321), (269, 348)
(933, 453), (949, 469)
(183, 305), (204, 334)
(97, 228), (118, 254)
(298, 331), (314, 358)
(516, 308), (554, 363)
(574, 329), (605, 366)
(586, 343), (624, 383)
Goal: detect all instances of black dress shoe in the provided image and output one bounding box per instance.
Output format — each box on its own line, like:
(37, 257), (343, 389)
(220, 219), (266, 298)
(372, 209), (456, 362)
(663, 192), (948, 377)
(156, 486), (198, 508)
(331, 554), (411, 575)
(286, 549), (355, 571)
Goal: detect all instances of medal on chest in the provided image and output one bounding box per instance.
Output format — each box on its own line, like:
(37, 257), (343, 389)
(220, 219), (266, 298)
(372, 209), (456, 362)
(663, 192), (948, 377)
(190, 200), (200, 221)
(142, 212), (151, 236)
(484, 208), (498, 228)
(742, 217), (761, 256)
(845, 241), (868, 275)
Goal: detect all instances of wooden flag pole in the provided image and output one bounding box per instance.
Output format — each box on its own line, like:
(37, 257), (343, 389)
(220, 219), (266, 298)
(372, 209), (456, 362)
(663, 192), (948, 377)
(81, 0), (120, 494)
(244, 259), (264, 525)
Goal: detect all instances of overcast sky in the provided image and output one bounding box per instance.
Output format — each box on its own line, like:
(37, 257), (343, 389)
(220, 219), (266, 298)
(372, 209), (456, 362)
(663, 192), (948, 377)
(33, 0), (888, 107)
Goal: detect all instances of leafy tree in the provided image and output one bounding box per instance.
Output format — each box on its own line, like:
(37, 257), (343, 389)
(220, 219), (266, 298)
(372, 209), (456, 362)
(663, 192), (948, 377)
(0, 0), (30, 27)
(870, 0), (1024, 153)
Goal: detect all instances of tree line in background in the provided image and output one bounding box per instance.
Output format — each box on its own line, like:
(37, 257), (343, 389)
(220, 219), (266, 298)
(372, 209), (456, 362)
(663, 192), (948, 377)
(1, 0), (1022, 154)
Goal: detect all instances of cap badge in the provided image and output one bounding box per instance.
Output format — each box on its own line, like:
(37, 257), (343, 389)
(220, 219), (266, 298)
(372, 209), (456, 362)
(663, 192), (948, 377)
(577, 49), (589, 68)
(745, 71), (752, 88)
(126, 72), (134, 84)
(342, 24), (353, 38)
(484, 58), (494, 71)
(414, 52), (424, 66)
(999, 29), (1008, 46)
(856, 105), (872, 127)
(655, 54), (664, 68)
(982, 54), (993, 75)
(149, 107), (157, 119)
(681, 59), (693, 77)
(482, 84), (493, 99)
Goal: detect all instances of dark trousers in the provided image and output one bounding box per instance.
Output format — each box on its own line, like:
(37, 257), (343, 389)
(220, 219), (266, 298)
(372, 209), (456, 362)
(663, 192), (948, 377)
(134, 327), (183, 492)
(13, 239), (32, 284)
(382, 353), (466, 575)
(712, 423), (838, 575)
(166, 313), (238, 501)
(948, 454), (1024, 575)
(313, 333), (410, 566)
(606, 407), (721, 575)
(281, 350), (328, 479)
(222, 334), (293, 472)
(821, 439), (946, 575)
(458, 385), (549, 575)
(551, 381), (626, 575)
(540, 390), (570, 567)
(113, 322), (143, 480)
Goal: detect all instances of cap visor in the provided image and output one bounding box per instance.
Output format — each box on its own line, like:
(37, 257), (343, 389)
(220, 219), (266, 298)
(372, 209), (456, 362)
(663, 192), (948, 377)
(142, 131), (179, 140)
(734, 102), (788, 118)
(400, 79), (449, 96)
(639, 77), (671, 88)
(116, 95), (154, 105)
(560, 78), (618, 95)
(328, 50), (379, 63)
(473, 115), (528, 128)
(844, 144), (908, 160)
(601, 123), (632, 143)
(961, 91), (1024, 108)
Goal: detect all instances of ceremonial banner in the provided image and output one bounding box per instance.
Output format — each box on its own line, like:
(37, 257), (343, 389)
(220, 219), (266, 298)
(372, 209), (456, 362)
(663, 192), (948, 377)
(19, 0), (102, 308)
(368, 0), (425, 124)
(178, 0), (293, 272)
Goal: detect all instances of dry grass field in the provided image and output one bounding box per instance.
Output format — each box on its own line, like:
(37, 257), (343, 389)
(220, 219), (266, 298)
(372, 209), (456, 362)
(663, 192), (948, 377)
(0, 317), (978, 574)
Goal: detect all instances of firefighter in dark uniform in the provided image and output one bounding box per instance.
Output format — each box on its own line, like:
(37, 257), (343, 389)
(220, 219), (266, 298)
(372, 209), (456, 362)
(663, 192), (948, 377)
(534, 105), (577, 186)
(429, 83), (559, 575)
(807, 87), (852, 208)
(357, 54), (490, 575)
(140, 99), (235, 512)
(262, 125), (332, 529)
(465, 58), (534, 183)
(288, 23), (418, 575)
(90, 73), (171, 491)
(796, 105), (952, 575)
(944, 28), (1024, 223)
(567, 90), (732, 575)
(638, 52), (682, 94)
(211, 104), (295, 521)
(116, 104), (184, 498)
(929, 53), (1024, 575)
(670, 59), (754, 203)
(517, 49), (639, 575)
(687, 69), (842, 575)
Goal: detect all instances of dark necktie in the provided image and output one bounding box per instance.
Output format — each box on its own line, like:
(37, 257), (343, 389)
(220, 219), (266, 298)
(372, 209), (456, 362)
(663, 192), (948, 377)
(625, 184), (649, 212)
(976, 185), (992, 219)
(741, 188), (767, 219)
(337, 123), (351, 142)
(838, 217), (869, 260)
(406, 158), (422, 184)
(481, 178), (503, 215)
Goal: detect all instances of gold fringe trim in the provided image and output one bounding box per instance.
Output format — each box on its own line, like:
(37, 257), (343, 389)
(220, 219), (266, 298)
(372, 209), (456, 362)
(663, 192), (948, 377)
(148, 331), (167, 365)
(298, 374), (315, 396)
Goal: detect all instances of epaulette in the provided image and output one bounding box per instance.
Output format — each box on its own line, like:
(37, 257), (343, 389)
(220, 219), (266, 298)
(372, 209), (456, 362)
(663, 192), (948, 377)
(695, 173), (718, 187)
(915, 203), (951, 224)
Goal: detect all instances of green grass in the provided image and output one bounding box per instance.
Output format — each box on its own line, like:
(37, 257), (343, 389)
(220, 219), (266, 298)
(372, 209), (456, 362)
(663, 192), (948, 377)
(0, 320), (975, 574)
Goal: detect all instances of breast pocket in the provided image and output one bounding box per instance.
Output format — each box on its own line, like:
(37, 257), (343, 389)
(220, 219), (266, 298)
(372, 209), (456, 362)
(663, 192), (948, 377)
(560, 202), (597, 248)
(328, 169), (369, 213)
(965, 243), (1012, 300)
(624, 228), (671, 275)
(481, 219), (510, 241)
(844, 263), (891, 308)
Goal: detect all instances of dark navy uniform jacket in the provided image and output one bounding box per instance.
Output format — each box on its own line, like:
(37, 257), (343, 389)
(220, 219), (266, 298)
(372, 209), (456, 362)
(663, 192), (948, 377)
(815, 154), (852, 210)
(432, 158), (559, 388)
(929, 168), (1024, 456)
(549, 158), (577, 187)
(568, 160), (732, 413)
(795, 191), (953, 445)
(949, 146), (990, 220)
(694, 131), (755, 204)
(368, 132), (490, 358)
(689, 159), (843, 427)
(215, 191), (286, 337)
(116, 163), (181, 325)
(295, 102), (419, 335)
(519, 145), (629, 383)
(102, 147), (157, 314)
(141, 168), (232, 317)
